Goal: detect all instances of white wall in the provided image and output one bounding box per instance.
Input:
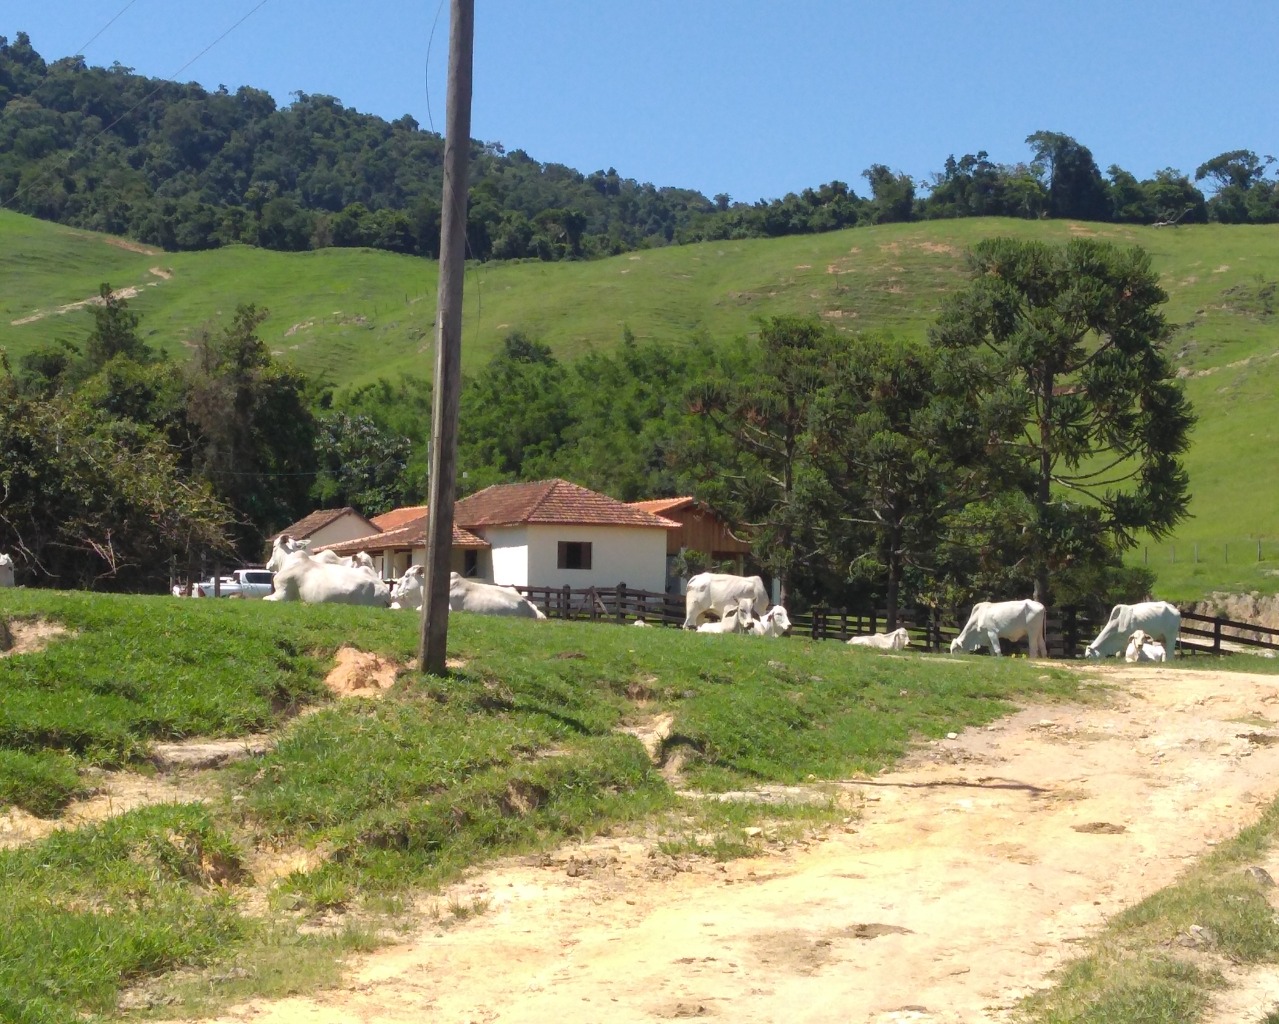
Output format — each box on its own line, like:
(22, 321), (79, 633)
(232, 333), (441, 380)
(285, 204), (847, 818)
(524, 525), (667, 593)
(486, 526), (530, 587)
(309, 513), (378, 547)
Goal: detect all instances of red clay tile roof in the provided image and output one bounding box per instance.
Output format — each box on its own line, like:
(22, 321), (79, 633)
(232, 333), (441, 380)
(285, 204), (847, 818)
(269, 507), (374, 542)
(455, 480), (679, 530)
(317, 513), (489, 556)
(371, 505), (428, 531)
(630, 496), (695, 516)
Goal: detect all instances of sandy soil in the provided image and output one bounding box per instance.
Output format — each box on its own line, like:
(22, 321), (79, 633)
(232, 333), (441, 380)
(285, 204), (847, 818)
(147, 663), (1279, 1024)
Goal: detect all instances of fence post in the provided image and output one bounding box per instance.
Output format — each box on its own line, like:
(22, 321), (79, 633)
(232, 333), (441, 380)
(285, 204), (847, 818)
(1063, 606), (1076, 659)
(840, 608), (848, 641)
(616, 583), (627, 623)
(1214, 618), (1222, 655)
(561, 584), (571, 620)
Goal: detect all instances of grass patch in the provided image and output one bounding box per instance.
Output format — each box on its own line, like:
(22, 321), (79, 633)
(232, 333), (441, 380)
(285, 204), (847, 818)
(0, 803), (245, 1024)
(1021, 798), (1279, 1023)
(0, 747), (84, 816)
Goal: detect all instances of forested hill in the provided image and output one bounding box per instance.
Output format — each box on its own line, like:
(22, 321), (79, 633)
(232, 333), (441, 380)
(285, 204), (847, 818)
(3, 31), (1278, 265)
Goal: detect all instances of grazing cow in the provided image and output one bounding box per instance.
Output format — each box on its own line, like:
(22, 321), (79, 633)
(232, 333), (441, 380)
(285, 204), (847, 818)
(752, 605), (792, 638)
(848, 627), (911, 651)
(696, 598), (758, 634)
(950, 600), (1048, 658)
(0, 552), (13, 588)
(449, 573), (546, 619)
(1125, 629), (1167, 663)
(264, 549), (391, 606)
(1085, 601), (1180, 659)
(683, 573), (770, 629)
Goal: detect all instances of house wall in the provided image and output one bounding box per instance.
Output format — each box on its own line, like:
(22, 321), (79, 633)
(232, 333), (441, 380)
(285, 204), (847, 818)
(486, 526), (530, 587)
(308, 514), (379, 548)
(525, 524), (667, 593)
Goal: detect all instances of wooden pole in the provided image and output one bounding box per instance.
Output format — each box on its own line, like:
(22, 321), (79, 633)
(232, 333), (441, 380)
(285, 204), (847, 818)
(419, 0), (474, 675)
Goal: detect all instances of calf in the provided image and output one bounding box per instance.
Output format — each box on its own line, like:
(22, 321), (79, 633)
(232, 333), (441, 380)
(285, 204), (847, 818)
(848, 627), (911, 651)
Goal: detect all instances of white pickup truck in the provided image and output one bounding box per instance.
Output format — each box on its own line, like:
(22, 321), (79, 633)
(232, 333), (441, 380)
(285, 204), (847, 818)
(173, 568), (275, 599)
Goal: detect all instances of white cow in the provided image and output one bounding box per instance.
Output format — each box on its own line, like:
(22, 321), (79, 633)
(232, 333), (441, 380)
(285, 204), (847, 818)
(268, 535), (376, 574)
(849, 627), (911, 651)
(0, 553), (13, 588)
(449, 573), (546, 619)
(950, 600), (1048, 658)
(683, 573), (769, 629)
(752, 605), (792, 637)
(264, 549), (390, 606)
(267, 535), (310, 573)
(1085, 601), (1180, 659)
(696, 598), (758, 634)
(389, 565), (425, 611)
(1125, 629), (1167, 663)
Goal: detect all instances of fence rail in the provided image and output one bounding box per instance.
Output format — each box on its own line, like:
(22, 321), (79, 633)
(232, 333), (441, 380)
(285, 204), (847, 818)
(510, 584), (1279, 659)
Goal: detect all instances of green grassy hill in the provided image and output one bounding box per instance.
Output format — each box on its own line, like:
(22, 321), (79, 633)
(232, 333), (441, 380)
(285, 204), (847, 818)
(2, 210), (1276, 601)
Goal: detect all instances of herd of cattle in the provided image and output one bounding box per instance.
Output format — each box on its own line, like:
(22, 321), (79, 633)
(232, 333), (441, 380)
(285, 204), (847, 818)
(1, 540), (1182, 662)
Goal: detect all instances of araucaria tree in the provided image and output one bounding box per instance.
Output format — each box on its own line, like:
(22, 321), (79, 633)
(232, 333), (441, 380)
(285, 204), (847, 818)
(930, 237), (1195, 604)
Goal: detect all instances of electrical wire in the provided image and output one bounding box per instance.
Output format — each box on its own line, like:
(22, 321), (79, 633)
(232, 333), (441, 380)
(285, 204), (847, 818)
(73, 0), (140, 58)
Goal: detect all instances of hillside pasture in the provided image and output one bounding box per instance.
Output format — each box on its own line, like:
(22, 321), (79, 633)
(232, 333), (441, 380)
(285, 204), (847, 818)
(2, 211), (1277, 599)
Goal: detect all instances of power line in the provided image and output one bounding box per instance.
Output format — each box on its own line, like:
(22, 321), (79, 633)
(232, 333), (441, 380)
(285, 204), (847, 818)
(74, 0), (141, 58)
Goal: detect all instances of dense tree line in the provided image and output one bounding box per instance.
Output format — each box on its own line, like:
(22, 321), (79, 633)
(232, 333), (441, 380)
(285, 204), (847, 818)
(3, 34), (1276, 264)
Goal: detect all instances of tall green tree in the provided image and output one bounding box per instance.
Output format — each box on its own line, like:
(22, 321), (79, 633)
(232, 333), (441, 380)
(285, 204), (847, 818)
(183, 305), (318, 552)
(83, 283), (150, 371)
(808, 337), (1017, 627)
(930, 237), (1195, 604)
(688, 316), (837, 604)
(1026, 131), (1109, 221)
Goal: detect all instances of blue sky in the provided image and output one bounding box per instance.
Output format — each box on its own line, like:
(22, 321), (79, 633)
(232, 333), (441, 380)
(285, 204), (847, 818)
(9, 1), (1278, 203)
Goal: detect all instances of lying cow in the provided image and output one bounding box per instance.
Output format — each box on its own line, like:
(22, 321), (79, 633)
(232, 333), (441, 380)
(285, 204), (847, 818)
(848, 627), (911, 651)
(0, 552), (13, 588)
(1085, 601), (1180, 659)
(1125, 629), (1167, 663)
(683, 572), (769, 629)
(264, 548), (391, 606)
(696, 598), (758, 634)
(449, 572), (546, 619)
(752, 605), (791, 637)
(388, 565), (425, 610)
(950, 599), (1048, 658)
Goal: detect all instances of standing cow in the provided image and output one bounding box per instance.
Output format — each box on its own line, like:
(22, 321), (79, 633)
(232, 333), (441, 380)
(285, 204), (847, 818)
(683, 573), (769, 629)
(0, 553), (13, 588)
(950, 600), (1048, 658)
(1085, 601), (1180, 659)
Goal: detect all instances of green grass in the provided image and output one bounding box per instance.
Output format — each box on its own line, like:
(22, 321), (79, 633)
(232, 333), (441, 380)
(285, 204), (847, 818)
(1021, 798), (1279, 1023)
(3, 210), (1277, 601)
(0, 589), (1090, 1020)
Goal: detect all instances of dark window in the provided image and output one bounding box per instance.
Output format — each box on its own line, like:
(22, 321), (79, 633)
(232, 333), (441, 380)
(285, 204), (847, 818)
(464, 549), (479, 577)
(557, 541), (592, 570)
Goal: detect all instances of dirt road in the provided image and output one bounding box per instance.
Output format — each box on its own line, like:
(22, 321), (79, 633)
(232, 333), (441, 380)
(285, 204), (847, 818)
(177, 665), (1279, 1024)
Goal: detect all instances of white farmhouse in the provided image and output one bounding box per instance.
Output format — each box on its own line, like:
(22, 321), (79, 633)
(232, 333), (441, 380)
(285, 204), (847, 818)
(317, 479), (678, 594)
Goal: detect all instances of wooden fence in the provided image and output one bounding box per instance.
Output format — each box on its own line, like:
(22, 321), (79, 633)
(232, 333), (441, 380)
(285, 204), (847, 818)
(511, 585), (1279, 659)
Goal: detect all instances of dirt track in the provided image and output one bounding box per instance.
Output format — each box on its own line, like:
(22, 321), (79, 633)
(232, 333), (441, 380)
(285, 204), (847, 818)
(168, 664), (1279, 1023)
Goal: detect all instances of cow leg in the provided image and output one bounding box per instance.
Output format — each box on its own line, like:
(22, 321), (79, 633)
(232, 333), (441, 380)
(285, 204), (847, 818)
(987, 630), (1002, 656)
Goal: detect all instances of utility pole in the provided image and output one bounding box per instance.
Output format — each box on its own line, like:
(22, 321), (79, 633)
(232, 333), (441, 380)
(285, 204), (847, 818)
(419, 0), (474, 675)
